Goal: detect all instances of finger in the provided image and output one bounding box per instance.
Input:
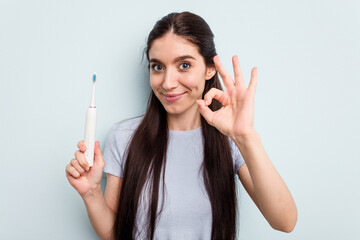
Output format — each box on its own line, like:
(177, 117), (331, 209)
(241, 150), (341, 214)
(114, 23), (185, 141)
(71, 159), (86, 174)
(75, 150), (90, 171)
(94, 141), (105, 169)
(248, 67), (258, 93)
(196, 99), (215, 125)
(232, 55), (245, 89)
(77, 141), (86, 152)
(213, 55), (235, 89)
(204, 88), (230, 106)
(66, 164), (80, 178)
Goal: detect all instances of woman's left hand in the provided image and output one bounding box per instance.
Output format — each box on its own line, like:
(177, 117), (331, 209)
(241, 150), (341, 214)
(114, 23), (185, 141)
(196, 55), (258, 140)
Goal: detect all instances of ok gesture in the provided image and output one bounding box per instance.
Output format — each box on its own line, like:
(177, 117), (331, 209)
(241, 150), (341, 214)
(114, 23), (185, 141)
(196, 55), (258, 140)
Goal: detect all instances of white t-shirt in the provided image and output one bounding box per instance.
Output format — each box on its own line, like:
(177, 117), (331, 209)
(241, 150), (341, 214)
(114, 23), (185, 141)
(103, 116), (245, 239)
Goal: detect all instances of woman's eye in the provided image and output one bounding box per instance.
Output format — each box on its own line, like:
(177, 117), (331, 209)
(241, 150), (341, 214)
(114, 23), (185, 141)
(151, 64), (163, 71)
(179, 62), (190, 70)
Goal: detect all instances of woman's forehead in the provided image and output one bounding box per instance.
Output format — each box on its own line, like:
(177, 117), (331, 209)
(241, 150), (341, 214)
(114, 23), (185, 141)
(148, 33), (201, 61)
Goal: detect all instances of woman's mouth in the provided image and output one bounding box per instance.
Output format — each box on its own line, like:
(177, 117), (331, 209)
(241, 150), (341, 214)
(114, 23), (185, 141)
(162, 92), (186, 102)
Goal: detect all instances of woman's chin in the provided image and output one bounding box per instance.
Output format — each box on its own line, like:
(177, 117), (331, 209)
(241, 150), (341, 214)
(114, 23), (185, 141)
(163, 106), (183, 115)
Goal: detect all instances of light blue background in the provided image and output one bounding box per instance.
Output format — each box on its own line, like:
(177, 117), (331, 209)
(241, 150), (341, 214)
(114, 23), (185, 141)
(1, 0), (359, 239)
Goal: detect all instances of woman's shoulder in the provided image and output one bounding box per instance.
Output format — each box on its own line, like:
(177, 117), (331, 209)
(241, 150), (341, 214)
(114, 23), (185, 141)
(106, 115), (144, 146)
(103, 116), (145, 177)
(227, 136), (245, 172)
(110, 115), (144, 133)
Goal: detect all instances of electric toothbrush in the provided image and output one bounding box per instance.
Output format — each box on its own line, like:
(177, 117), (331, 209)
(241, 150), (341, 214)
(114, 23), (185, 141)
(84, 73), (97, 167)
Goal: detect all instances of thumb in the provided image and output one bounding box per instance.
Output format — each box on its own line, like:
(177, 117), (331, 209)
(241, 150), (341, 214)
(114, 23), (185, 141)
(196, 99), (215, 126)
(93, 141), (105, 168)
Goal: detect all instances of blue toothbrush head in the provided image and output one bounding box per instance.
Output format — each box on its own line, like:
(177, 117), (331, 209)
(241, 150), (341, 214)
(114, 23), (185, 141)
(93, 73), (96, 82)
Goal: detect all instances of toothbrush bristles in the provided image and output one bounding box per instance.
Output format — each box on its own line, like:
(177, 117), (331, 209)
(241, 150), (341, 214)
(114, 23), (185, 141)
(93, 73), (96, 82)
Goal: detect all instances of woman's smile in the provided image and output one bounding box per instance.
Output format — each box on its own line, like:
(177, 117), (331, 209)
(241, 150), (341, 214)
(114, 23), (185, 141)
(162, 92), (187, 102)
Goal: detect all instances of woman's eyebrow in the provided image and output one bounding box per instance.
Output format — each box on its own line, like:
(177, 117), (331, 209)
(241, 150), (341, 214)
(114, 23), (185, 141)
(149, 55), (196, 64)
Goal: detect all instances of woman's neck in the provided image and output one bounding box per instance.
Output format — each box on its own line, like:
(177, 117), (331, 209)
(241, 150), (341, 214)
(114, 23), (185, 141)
(167, 109), (202, 131)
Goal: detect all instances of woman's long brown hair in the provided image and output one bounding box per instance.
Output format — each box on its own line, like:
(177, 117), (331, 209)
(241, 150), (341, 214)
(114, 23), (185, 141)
(114, 12), (237, 240)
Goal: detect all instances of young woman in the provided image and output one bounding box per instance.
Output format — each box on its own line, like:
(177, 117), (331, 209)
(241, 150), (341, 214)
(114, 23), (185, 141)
(66, 11), (297, 240)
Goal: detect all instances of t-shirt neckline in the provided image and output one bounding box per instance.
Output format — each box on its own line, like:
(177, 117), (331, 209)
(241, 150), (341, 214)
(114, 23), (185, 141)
(168, 126), (202, 135)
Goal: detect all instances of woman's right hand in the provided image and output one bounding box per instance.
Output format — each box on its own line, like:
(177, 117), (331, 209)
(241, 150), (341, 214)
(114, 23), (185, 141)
(65, 140), (105, 197)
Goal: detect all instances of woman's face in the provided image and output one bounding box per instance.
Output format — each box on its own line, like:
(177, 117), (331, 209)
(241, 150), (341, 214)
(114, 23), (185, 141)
(148, 33), (215, 117)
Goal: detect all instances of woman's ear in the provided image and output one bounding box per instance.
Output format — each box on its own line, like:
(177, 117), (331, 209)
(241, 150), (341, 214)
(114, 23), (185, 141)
(205, 65), (216, 80)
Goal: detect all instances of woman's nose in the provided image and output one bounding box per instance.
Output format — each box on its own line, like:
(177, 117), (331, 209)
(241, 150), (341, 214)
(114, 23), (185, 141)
(162, 69), (178, 91)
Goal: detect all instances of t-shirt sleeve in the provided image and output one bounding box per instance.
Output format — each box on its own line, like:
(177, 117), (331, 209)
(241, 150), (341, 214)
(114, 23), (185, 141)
(103, 124), (124, 178)
(229, 138), (246, 174)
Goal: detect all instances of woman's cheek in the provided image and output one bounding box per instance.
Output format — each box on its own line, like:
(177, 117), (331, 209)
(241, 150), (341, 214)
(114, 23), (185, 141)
(181, 75), (205, 90)
(150, 75), (162, 89)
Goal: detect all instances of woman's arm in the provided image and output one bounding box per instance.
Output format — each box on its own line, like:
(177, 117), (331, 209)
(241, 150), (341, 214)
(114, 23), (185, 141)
(235, 131), (297, 232)
(82, 175), (123, 240)
(82, 185), (116, 240)
(66, 140), (123, 240)
(196, 55), (297, 232)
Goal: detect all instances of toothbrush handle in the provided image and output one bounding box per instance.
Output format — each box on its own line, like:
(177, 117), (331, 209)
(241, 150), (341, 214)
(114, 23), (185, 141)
(84, 107), (96, 167)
